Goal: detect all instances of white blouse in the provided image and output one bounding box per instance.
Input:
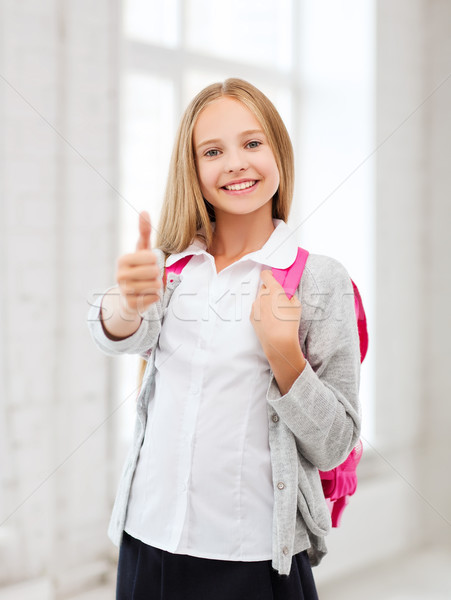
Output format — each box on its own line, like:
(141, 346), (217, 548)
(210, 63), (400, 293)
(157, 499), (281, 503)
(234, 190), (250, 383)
(124, 218), (299, 561)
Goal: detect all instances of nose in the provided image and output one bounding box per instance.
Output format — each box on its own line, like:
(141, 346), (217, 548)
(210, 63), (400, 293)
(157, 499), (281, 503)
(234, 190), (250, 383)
(225, 149), (248, 173)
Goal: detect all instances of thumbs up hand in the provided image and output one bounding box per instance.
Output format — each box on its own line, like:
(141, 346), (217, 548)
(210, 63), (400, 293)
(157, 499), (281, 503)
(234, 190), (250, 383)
(116, 211), (162, 316)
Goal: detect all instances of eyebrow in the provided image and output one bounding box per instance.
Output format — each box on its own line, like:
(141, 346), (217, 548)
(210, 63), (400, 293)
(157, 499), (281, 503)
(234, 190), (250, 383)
(195, 129), (266, 151)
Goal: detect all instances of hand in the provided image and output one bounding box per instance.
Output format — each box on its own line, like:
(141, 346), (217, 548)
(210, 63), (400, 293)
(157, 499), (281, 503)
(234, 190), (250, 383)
(250, 269), (302, 359)
(116, 211), (162, 315)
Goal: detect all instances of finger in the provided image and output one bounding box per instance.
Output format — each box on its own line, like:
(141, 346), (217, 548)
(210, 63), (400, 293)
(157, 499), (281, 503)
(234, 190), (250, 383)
(118, 250), (157, 268)
(136, 210), (151, 251)
(259, 269), (281, 290)
(123, 293), (160, 313)
(119, 279), (161, 295)
(117, 264), (160, 282)
(290, 294), (301, 307)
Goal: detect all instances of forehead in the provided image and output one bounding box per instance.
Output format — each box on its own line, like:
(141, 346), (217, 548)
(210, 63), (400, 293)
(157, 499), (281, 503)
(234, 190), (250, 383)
(193, 97), (263, 143)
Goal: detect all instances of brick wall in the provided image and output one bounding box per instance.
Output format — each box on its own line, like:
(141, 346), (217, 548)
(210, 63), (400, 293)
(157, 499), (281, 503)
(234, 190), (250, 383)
(0, 0), (120, 596)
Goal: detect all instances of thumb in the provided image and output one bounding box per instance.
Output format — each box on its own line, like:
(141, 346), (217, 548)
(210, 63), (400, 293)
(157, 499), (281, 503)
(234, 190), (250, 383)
(260, 269), (279, 290)
(136, 210), (151, 251)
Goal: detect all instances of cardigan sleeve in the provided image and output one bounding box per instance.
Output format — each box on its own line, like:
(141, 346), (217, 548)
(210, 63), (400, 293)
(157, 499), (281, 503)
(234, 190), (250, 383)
(266, 254), (362, 471)
(86, 248), (165, 358)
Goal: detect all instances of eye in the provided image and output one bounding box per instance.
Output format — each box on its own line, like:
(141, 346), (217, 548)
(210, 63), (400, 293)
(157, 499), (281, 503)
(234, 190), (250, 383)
(204, 149), (220, 157)
(246, 140), (262, 149)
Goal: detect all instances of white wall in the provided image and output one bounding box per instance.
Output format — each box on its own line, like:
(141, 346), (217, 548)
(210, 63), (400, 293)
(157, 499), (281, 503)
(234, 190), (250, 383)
(420, 0), (451, 547)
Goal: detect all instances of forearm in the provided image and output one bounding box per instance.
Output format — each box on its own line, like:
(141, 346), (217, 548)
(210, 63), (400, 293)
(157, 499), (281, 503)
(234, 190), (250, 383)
(100, 286), (142, 340)
(266, 340), (307, 397)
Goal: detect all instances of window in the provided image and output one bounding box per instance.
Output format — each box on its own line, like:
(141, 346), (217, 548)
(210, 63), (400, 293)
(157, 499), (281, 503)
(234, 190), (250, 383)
(118, 0), (375, 448)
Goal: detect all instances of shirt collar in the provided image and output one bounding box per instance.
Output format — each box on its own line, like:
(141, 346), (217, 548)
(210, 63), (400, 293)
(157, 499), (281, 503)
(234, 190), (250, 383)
(165, 218), (299, 269)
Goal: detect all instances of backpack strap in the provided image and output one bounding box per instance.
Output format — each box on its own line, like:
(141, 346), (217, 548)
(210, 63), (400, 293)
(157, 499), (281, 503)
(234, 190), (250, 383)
(164, 255), (194, 288)
(271, 247), (310, 299)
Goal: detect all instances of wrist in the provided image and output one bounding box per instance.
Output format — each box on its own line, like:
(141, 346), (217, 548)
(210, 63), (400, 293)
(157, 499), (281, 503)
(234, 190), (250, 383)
(119, 301), (140, 320)
(265, 337), (305, 363)
(266, 340), (307, 396)
(99, 291), (142, 340)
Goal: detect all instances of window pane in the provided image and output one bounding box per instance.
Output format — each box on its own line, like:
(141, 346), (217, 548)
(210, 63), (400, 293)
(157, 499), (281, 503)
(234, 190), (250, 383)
(123, 0), (178, 47)
(121, 72), (175, 252)
(185, 0), (292, 70)
(297, 0), (375, 441)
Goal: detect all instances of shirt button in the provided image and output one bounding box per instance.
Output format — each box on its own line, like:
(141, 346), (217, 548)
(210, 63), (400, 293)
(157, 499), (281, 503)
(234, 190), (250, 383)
(272, 414), (279, 423)
(277, 482), (285, 490)
(282, 546), (289, 556)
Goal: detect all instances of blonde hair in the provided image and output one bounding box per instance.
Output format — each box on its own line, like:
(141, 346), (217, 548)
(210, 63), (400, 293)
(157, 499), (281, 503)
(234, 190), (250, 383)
(155, 78), (295, 260)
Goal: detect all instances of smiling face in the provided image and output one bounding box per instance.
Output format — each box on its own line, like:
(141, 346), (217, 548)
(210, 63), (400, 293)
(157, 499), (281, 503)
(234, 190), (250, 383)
(193, 96), (280, 219)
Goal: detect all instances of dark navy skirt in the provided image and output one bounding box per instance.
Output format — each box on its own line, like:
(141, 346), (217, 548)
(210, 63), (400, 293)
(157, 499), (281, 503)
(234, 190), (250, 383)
(116, 531), (319, 600)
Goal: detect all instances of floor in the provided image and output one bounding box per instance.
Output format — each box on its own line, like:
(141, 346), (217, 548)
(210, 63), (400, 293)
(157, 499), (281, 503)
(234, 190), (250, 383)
(317, 545), (451, 600)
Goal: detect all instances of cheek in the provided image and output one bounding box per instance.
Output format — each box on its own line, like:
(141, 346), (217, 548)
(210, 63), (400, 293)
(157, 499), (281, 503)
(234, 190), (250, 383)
(262, 157), (280, 190)
(197, 164), (218, 199)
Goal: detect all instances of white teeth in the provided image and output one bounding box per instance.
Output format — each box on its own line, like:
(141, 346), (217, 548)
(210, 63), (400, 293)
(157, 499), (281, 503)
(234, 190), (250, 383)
(225, 180), (256, 191)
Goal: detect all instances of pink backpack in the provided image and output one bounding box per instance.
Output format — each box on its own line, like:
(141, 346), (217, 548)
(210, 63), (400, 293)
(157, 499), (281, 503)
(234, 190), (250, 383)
(165, 247), (368, 527)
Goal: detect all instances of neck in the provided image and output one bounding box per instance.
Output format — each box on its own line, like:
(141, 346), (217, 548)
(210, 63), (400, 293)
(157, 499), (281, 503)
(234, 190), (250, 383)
(208, 203), (276, 259)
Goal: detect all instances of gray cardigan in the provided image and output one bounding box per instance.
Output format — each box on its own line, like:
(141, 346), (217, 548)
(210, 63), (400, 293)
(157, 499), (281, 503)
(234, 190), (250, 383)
(87, 248), (361, 576)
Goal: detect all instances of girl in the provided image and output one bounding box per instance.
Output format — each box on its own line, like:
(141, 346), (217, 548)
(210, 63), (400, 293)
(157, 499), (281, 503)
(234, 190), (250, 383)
(87, 78), (361, 599)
